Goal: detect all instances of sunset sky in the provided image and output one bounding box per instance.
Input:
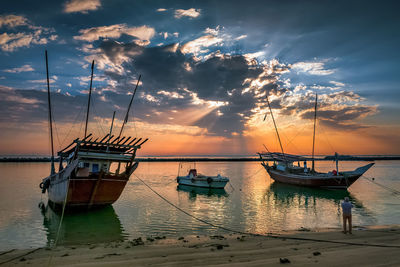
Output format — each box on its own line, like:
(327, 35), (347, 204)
(1, 0), (399, 156)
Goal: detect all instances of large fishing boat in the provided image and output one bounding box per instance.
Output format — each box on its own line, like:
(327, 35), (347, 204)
(259, 94), (373, 189)
(40, 51), (147, 209)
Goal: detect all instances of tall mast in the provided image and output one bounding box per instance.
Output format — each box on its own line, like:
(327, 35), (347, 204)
(119, 74), (141, 138)
(84, 60), (94, 138)
(311, 93), (318, 172)
(266, 96), (287, 163)
(106, 111), (116, 152)
(45, 50), (55, 175)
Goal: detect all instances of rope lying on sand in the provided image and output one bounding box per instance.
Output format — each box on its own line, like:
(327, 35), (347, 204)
(133, 173), (400, 249)
(0, 248), (41, 265)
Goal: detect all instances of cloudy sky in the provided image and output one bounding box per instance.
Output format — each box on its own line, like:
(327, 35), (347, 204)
(1, 0), (399, 156)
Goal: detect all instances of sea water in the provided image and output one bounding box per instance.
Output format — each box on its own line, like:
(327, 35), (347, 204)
(0, 160), (399, 250)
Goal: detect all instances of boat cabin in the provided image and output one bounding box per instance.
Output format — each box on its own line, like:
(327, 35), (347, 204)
(188, 169), (197, 177)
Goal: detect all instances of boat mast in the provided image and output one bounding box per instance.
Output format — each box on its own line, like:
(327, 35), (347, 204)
(106, 111), (116, 152)
(119, 74), (141, 138)
(84, 60), (94, 138)
(311, 93), (318, 172)
(45, 50), (55, 175)
(266, 96), (287, 163)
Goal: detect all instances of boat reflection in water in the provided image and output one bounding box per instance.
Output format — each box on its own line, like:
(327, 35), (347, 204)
(265, 182), (371, 217)
(42, 203), (126, 246)
(267, 182), (351, 204)
(177, 184), (228, 199)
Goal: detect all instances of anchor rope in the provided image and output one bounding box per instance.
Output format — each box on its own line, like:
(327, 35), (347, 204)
(133, 173), (400, 249)
(362, 176), (400, 196)
(46, 176), (70, 267)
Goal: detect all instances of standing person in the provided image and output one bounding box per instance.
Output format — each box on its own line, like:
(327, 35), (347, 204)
(341, 197), (353, 234)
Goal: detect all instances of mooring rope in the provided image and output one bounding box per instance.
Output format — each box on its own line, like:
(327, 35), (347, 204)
(46, 178), (70, 267)
(133, 173), (400, 249)
(362, 176), (400, 196)
(0, 248), (42, 265)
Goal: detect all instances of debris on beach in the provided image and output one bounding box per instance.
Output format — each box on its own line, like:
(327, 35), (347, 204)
(129, 237), (144, 246)
(279, 257), (291, 264)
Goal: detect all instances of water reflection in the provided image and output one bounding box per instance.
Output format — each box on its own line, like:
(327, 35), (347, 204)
(264, 182), (374, 218)
(177, 185), (228, 199)
(42, 203), (126, 246)
(267, 182), (351, 204)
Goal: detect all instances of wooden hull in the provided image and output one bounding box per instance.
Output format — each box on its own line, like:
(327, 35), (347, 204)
(44, 159), (137, 209)
(263, 163), (374, 189)
(48, 175), (129, 208)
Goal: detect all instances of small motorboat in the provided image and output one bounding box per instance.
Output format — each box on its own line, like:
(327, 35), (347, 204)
(177, 168), (229, 189)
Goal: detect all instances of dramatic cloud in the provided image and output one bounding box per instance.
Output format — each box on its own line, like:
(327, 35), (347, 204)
(180, 35), (223, 54)
(3, 64), (34, 73)
(174, 8), (201, 19)
(64, 0), (101, 14)
(74, 24), (155, 45)
(0, 15), (56, 52)
(291, 61), (334, 75)
(82, 39), (295, 136)
(0, 15), (28, 28)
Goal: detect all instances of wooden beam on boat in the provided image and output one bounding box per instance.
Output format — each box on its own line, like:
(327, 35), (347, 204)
(80, 133), (93, 143)
(137, 138), (148, 147)
(58, 138), (79, 153)
(104, 135), (115, 145)
(126, 138), (137, 146)
(109, 135), (119, 144)
(117, 136), (131, 147)
(115, 136), (126, 145)
(97, 134), (110, 144)
(131, 138), (142, 146)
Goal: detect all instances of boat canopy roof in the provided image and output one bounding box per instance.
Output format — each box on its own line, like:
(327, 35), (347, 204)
(258, 152), (307, 162)
(58, 133), (148, 159)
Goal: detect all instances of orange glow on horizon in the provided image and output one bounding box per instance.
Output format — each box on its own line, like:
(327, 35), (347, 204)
(1, 118), (400, 156)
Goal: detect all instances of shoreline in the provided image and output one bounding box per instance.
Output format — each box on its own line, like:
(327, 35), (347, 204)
(1, 156), (400, 162)
(1, 225), (399, 266)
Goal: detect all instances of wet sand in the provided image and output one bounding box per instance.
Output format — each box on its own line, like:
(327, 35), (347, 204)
(1, 225), (399, 266)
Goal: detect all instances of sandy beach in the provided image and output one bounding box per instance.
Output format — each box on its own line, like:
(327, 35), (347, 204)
(1, 225), (399, 266)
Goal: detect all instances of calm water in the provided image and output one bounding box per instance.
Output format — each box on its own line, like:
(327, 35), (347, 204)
(0, 161), (399, 250)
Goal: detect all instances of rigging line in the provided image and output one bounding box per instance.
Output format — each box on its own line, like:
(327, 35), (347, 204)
(52, 117), (62, 150)
(362, 177), (400, 196)
(266, 96), (287, 163)
(89, 97), (106, 137)
(281, 131), (301, 155)
(284, 123), (309, 154)
(59, 102), (86, 147)
(318, 123), (336, 154)
(132, 173), (400, 249)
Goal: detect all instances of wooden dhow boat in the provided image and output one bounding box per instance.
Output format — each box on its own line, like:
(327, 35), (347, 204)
(40, 51), (147, 209)
(259, 94), (373, 189)
(258, 152), (374, 189)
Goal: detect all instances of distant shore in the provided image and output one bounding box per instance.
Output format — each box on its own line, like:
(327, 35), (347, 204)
(1, 225), (399, 266)
(1, 155), (400, 162)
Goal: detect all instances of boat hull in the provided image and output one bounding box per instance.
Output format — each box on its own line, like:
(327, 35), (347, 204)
(263, 163), (374, 189)
(44, 159), (136, 209)
(48, 175), (129, 208)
